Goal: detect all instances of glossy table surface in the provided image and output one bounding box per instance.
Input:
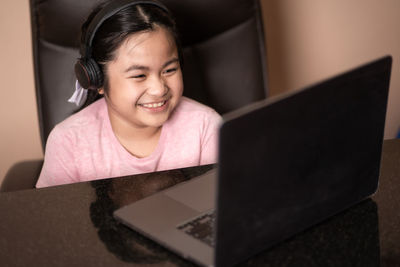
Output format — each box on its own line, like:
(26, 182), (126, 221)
(1, 139), (399, 266)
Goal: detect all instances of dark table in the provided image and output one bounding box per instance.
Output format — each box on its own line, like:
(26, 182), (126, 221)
(1, 139), (400, 267)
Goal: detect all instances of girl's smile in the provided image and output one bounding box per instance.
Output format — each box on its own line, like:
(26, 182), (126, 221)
(137, 98), (170, 112)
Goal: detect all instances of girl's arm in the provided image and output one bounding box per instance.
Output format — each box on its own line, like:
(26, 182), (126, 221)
(36, 127), (79, 188)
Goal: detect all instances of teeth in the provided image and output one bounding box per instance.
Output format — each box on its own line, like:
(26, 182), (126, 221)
(141, 101), (165, 108)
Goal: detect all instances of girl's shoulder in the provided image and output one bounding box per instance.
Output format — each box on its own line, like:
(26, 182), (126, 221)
(51, 98), (108, 138)
(168, 97), (221, 127)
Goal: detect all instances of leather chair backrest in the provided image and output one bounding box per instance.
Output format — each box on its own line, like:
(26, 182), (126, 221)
(30, 0), (268, 149)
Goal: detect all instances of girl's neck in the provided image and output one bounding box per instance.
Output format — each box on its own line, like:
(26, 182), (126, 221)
(111, 116), (161, 140)
(107, 108), (163, 158)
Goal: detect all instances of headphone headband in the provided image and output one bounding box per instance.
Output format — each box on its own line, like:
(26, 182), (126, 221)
(81, 0), (170, 57)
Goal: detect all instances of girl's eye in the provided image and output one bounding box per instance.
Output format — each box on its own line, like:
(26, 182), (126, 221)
(163, 68), (177, 75)
(132, 74), (146, 79)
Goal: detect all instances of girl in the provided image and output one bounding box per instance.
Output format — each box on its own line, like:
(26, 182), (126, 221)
(36, 0), (221, 188)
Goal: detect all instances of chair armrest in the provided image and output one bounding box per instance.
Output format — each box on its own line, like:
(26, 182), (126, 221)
(0, 160), (43, 192)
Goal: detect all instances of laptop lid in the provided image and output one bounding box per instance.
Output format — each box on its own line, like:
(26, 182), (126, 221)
(215, 55), (391, 266)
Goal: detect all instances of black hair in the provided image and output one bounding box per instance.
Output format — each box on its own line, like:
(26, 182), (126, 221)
(78, 0), (183, 111)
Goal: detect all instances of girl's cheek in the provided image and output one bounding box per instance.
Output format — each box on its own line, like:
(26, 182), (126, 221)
(172, 73), (184, 88)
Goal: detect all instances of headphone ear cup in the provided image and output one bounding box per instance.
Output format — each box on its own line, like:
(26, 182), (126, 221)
(86, 58), (103, 89)
(74, 58), (103, 89)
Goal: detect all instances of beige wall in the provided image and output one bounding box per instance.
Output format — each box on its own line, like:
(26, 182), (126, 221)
(1, 0), (400, 186)
(0, 0), (42, 185)
(261, 0), (400, 137)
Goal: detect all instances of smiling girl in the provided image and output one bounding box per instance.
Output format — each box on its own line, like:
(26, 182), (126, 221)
(36, 0), (221, 188)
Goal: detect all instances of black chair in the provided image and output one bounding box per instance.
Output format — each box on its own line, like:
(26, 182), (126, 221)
(0, 0), (268, 192)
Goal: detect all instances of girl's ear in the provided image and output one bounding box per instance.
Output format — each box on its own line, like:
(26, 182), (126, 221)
(98, 88), (105, 95)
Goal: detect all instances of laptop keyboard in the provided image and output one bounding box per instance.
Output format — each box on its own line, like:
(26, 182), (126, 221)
(177, 210), (215, 247)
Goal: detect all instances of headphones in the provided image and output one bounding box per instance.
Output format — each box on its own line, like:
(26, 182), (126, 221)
(74, 0), (170, 90)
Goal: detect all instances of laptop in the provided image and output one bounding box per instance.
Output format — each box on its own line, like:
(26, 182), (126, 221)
(114, 56), (392, 266)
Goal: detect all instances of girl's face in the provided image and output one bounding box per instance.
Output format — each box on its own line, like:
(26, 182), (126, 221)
(101, 27), (183, 132)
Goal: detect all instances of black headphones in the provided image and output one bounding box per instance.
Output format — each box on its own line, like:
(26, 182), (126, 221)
(74, 0), (170, 90)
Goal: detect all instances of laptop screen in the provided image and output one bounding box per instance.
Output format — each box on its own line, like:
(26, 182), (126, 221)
(216, 56), (391, 266)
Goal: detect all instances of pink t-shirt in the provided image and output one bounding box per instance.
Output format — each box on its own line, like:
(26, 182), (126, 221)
(36, 97), (221, 188)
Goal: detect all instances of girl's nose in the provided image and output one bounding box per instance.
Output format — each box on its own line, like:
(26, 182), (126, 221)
(147, 77), (168, 96)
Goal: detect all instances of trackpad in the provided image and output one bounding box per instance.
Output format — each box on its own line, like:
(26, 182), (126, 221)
(164, 169), (216, 212)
